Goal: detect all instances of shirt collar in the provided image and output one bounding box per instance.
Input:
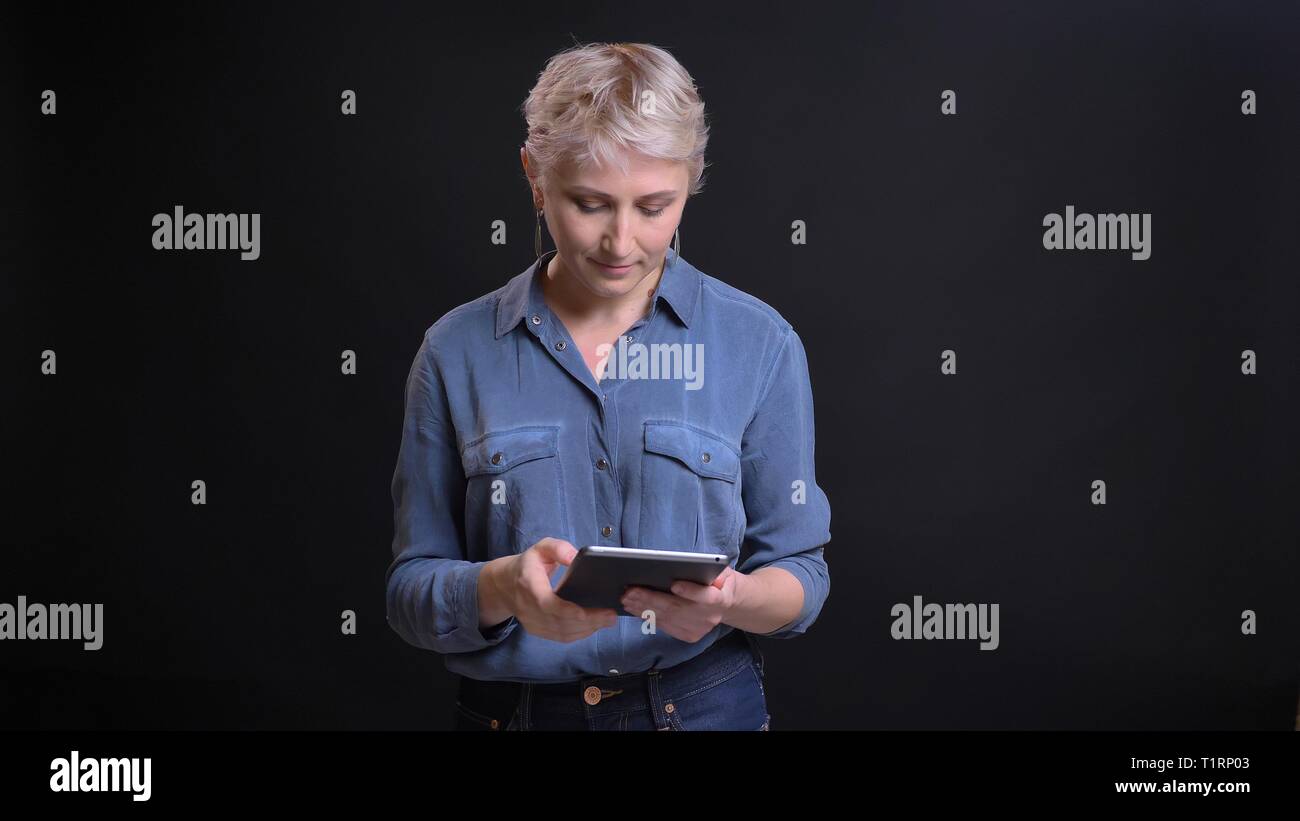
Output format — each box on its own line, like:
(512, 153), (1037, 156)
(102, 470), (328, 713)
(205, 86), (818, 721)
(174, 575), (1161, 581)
(495, 250), (701, 340)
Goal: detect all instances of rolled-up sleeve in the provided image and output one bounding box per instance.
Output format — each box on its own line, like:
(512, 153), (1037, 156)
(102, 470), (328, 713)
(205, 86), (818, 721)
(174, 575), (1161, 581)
(385, 331), (520, 653)
(736, 328), (832, 639)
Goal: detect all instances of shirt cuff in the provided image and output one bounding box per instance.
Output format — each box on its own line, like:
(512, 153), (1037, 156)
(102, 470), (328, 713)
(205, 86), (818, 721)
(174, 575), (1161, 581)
(753, 558), (818, 639)
(448, 562), (520, 649)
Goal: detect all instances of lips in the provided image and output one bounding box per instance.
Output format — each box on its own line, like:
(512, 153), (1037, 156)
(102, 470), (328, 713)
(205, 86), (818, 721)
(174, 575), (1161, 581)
(591, 258), (635, 273)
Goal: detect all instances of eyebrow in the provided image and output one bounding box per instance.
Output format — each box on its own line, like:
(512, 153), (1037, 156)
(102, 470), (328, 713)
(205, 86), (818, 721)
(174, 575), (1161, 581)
(568, 186), (678, 199)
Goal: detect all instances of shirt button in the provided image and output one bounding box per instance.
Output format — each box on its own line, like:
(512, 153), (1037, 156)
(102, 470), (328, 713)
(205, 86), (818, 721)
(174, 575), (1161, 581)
(596, 458), (608, 470)
(531, 315), (542, 325)
(555, 340), (567, 351)
(608, 668), (619, 675)
(490, 452), (503, 465)
(701, 452), (711, 463)
(584, 686), (602, 705)
(601, 525), (613, 537)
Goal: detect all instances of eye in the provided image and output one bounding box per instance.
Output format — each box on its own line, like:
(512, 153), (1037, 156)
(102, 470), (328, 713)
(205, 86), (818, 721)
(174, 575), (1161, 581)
(575, 201), (667, 218)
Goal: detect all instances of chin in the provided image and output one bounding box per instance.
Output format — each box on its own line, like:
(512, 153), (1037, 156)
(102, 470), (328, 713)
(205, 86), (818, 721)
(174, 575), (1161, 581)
(586, 278), (634, 297)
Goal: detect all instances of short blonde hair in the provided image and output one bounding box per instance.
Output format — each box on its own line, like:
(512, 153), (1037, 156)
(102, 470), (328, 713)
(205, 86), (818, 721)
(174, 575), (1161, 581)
(521, 42), (710, 198)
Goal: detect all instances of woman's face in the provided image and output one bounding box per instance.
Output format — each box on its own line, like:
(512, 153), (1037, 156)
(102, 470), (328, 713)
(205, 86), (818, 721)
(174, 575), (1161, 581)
(527, 149), (689, 302)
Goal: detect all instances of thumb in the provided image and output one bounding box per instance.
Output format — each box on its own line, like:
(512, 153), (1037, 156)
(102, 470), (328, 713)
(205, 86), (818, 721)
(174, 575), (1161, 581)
(550, 539), (578, 566)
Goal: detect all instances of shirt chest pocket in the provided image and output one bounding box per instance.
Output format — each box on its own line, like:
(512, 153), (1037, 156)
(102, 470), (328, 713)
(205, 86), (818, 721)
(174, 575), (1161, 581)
(639, 421), (741, 557)
(460, 426), (568, 555)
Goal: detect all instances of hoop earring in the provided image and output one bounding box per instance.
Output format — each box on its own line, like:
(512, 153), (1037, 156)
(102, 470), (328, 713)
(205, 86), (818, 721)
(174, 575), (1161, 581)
(534, 208), (548, 261)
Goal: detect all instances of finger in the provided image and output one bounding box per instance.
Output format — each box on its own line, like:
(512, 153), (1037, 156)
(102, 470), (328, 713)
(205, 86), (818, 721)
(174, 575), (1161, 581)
(529, 537), (557, 556)
(542, 592), (588, 620)
(717, 571), (738, 604)
(623, 587), (679, 616)
(670, 579), (722, 605)
(548, 596), (615, 630)
(524, 566), (558, 606)
(532, 537), (573, 563)
(668, 579), (720, 605)
(553, 539), (577, 565)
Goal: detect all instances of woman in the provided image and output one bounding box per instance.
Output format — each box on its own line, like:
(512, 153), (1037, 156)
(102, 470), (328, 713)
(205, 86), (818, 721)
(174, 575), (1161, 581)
(386, 42), (832, 731)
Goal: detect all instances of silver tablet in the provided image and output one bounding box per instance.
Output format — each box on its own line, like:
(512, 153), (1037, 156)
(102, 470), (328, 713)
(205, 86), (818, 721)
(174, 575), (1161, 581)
(553, 546), (729, 613)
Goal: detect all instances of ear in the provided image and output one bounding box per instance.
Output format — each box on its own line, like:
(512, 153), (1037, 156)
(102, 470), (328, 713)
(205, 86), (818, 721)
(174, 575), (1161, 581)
(521, 148), (543, 209)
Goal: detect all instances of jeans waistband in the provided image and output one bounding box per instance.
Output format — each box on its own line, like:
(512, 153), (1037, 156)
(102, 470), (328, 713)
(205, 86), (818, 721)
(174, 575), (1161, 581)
(458, 628), (763, 719)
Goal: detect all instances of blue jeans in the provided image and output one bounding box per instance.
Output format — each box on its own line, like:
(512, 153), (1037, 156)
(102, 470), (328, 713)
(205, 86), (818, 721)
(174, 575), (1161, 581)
(453, 629), (770, 731)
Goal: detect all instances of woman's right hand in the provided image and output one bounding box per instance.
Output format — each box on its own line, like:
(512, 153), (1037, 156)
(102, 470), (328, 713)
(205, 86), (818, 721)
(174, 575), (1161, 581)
(498, 538), (620, 643)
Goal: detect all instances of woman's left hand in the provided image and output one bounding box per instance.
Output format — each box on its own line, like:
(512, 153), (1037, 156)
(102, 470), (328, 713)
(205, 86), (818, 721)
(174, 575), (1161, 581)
(620, 566), (744, 643)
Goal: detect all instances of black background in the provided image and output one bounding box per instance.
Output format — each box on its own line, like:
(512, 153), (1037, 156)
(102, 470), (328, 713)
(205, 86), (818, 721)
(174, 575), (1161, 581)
(3, 1), (1297, 730)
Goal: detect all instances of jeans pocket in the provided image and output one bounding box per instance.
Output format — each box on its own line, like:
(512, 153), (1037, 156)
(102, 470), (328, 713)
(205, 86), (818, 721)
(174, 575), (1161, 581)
(453, 700), (506, 731)
(749, 662), (771, 730)
(664, 662), (768, 731)
(747, 659), (767, 699)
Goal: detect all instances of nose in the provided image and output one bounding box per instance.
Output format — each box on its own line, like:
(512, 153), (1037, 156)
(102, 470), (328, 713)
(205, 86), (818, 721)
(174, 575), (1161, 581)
(602, 207), (636, 260)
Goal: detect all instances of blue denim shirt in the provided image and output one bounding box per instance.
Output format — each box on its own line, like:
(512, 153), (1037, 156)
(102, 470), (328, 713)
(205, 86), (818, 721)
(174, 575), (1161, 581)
(386, 249), (832, 683)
